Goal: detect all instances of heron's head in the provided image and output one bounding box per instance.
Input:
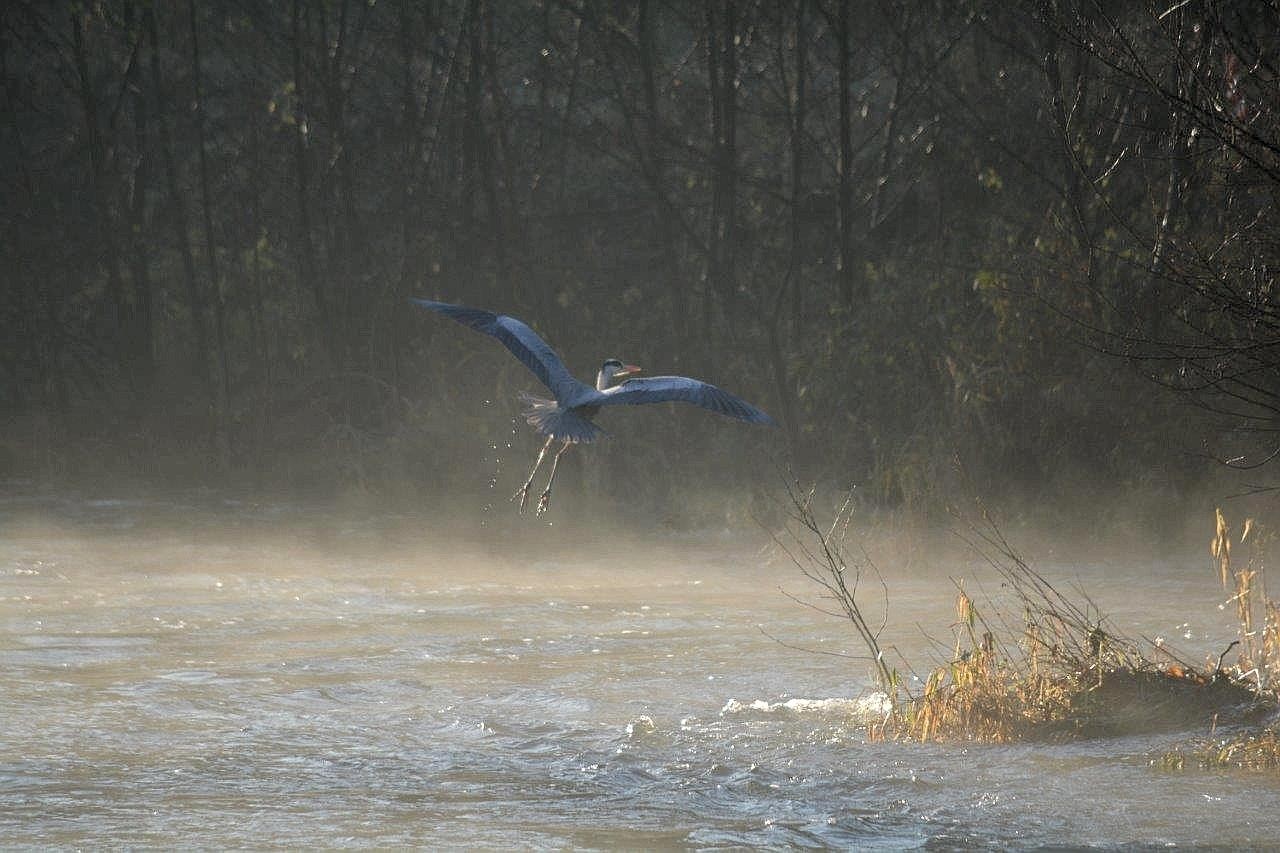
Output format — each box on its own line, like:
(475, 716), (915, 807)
(597, 358), (642, 390)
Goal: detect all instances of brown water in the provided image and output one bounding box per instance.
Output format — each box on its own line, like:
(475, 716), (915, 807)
(2, 489), (1278, 848)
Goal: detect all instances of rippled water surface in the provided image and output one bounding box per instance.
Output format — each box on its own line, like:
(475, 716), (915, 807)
(2, 490), (1278, 849)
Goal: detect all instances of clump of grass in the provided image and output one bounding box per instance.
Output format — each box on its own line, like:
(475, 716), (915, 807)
(781, 486), (1276, 746)
(1160, 726), (1280, 770)
(888, 586), (1263, 743)
(896, 588), (1076, 742)
(1156, 510), (1280, 770)
(1209, 508), (1280, 694)
(887, 511), (1267, 743)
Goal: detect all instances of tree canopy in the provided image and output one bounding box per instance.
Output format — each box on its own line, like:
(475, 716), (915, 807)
(2, 0), (1273, 519)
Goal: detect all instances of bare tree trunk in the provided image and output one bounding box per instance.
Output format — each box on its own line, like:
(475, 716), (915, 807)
(2, 35), (71, 417)
(71, 12), (129, 374)
(704, 0), (739, 359)
(638, 0), (663, 208)
(836, 0), (855, 310)
(703, 0), (728, 359)
(188, 0), (233, 425)
(291, 0), (334, 367)
(325, 0), (355, 368)
(767, 279), (800, 463)
(146, 6), (218, 439)
(420, 0), (458, 179)
(555, 12), (583, 206)
(789, 0), (807, 334)
(1147, 29), (1200, 343)
(483, 5), (515, 302)
(42, 299), (71, 418)
(638, 0), (688, 357)
(247, 111), (270, 392)
(394, 0), (421, 396)
(124, 5), (154, 394)
(461, 0), (490, 294)
(870, 76), (898, 233)
(462, 0), (481, 225)
(320, 0), (372, 370)
(722, 0), (737, 307)
(457, 0), (507, 301)
(248, 113), (270, 479)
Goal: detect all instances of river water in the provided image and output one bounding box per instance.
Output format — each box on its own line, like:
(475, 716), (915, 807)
(2, 489), (1278, 848)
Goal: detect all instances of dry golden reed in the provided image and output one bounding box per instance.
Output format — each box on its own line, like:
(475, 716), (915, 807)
(877, 510), (1275, 746)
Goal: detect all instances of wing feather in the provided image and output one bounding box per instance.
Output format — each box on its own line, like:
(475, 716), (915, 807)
(589, 376), (775, 425)
(411, 299), (585, 403)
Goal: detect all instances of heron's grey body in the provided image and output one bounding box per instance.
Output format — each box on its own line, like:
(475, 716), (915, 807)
(411, 298), (774, 513)
(518, 393), (604, 444)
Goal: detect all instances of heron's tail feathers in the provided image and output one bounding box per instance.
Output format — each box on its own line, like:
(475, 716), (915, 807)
(519, 393), (603, 443)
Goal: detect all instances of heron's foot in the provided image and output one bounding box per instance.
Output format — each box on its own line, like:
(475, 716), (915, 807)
(512, 484), (531, 514)
(536, 489), (552, 516)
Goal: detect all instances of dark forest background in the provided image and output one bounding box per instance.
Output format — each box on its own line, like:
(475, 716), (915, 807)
(3, 0), (1280, 526)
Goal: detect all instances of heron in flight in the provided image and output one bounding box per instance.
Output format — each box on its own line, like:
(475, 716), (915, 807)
(412, 299), (775, 515)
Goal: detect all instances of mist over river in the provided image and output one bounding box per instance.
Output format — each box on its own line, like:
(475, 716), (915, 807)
(2, 489), (1277, 848)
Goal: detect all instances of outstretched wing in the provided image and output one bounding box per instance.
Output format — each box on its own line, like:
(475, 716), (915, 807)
(590, 376), (775, 425)
(411, 299), (586, 403)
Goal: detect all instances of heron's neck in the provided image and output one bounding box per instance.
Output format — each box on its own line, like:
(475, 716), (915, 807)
(596, 370), (611, 391)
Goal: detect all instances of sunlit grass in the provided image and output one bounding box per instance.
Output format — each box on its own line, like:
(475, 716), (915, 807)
(1156, 510), (1280, 770)
(1159, 726), (1280, 770)
(786, 490), (1278, 752)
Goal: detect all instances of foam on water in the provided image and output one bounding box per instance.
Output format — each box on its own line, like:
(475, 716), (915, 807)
(719, 693), (893, 719)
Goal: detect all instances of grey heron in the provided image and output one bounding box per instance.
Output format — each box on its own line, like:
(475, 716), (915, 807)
(412, 299), (775, 515)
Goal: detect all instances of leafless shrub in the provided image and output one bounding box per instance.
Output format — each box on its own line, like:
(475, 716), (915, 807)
(768, 480), (898, 698)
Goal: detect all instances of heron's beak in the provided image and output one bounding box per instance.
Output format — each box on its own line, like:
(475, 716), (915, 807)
(621, 364), (643, 376)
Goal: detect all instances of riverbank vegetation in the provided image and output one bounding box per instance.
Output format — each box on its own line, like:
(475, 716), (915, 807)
(901, 509), (1276, 746)
(782, 490), (1279, 756)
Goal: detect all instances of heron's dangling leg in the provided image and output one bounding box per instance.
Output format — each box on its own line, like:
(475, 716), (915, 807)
(513, 436), (555, 514)
(536, 440), (572, 516)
